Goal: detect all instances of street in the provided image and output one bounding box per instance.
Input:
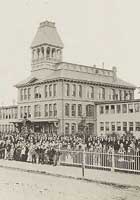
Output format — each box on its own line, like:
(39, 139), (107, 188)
(0, 168), (140, 200)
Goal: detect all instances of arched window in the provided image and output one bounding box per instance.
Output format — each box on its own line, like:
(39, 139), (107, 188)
(37, 48), (40, 59)
(87, 86), (94, 99)
(46, 47), (50, 57)
(41, 47), (44, 58)
(78, 85), (82, 97)
(52, 48), (56, 58)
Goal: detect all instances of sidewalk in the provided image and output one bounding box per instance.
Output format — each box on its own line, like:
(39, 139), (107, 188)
(0, 159), (139, 189)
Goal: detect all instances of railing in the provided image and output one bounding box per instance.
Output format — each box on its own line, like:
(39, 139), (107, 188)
(59, 149), (140, 174)
(0, 147), (140, 175)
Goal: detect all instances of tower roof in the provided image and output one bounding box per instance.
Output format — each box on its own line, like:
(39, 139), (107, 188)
(31, 20), (64, 48)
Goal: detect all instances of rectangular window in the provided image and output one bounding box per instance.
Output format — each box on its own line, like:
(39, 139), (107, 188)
(105, 105), (109, 114)
(115, 91), (119, 100)
(78, 104), (82, 116)
(109, 89), (115, 100)
(105, 122), (109, 131)
(49, 104), (52, 116)
(66, 83), (70, 96)
(124, 91), (128, 100)
(72, 84), (76, 97)
(111, 122), (115, 131)
(24, 106), (27, 117)
(117, 122), (121, 131)
(78, 85), (82, 98)
(65, 123), (69, 135)
(123, 122), (127, 132)
(136, 122), (140, 131)
(11, 107), (13, 119)
(53, 103), (57, 117)
(119, 90), (122, 100)
(86, 105), (94, 117)
(49, 85), (52, 97)
(134, 103), (140, 112)
(112, 89), (116, 100)
(102, 88), (105, 100)
(45, 104), (48, 117)
(53, 84), (57, 97)
(28, 106), (31, 118)
(65, 103), (70, 117)
(99, 87), (105, 100)
(20, 89), (23, 101)
(100, 106), (104, 114)
(34, 86), (41, 99)
(34, 105), (41, 117)
(111, 105), (115, 114)
(87, 86), (94, 99)
(91, 86), (94, 99)
(128, 104), (133, 113)
(122, 104), (127, 113)
(24, 88), (27, 100)
(71, 123), (76, 134)
(20, 107), (23, 118)
(28, 88), (31, 100)
(129, 91), (133, 100)
(100, 122), (104, 131)
(71, 104), (76, 117)
(129, 122), (133, 131)
(45, 85), (48, 98)
(116, 105), (121, 113)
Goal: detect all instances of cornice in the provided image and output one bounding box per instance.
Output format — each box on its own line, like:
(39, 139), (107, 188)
(16, 77), (135, 90)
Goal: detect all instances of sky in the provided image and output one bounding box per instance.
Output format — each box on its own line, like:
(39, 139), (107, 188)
(0, 0), (140, 105)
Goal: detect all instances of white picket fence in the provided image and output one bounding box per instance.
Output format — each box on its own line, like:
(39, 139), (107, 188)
(59, 149), (140, 173)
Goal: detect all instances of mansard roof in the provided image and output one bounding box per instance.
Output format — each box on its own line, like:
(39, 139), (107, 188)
(15, 62), (136, 89)
(31, 20), (64, 48)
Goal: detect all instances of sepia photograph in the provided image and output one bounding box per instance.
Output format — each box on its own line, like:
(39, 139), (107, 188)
(0, 0), (140, 199)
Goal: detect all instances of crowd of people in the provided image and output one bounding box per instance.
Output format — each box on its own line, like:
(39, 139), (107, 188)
(0, 131), (140, 166)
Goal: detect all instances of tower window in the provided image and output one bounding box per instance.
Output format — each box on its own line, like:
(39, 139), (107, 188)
(52, 48), (56, 58)
(37, 48), (40, 59)
(46, 47), (50, 57)
(41, 47), (44, 58)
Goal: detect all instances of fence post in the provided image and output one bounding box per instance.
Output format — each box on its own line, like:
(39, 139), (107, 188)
(82, 149), (85, 178)
(111, 148), (115, 172)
